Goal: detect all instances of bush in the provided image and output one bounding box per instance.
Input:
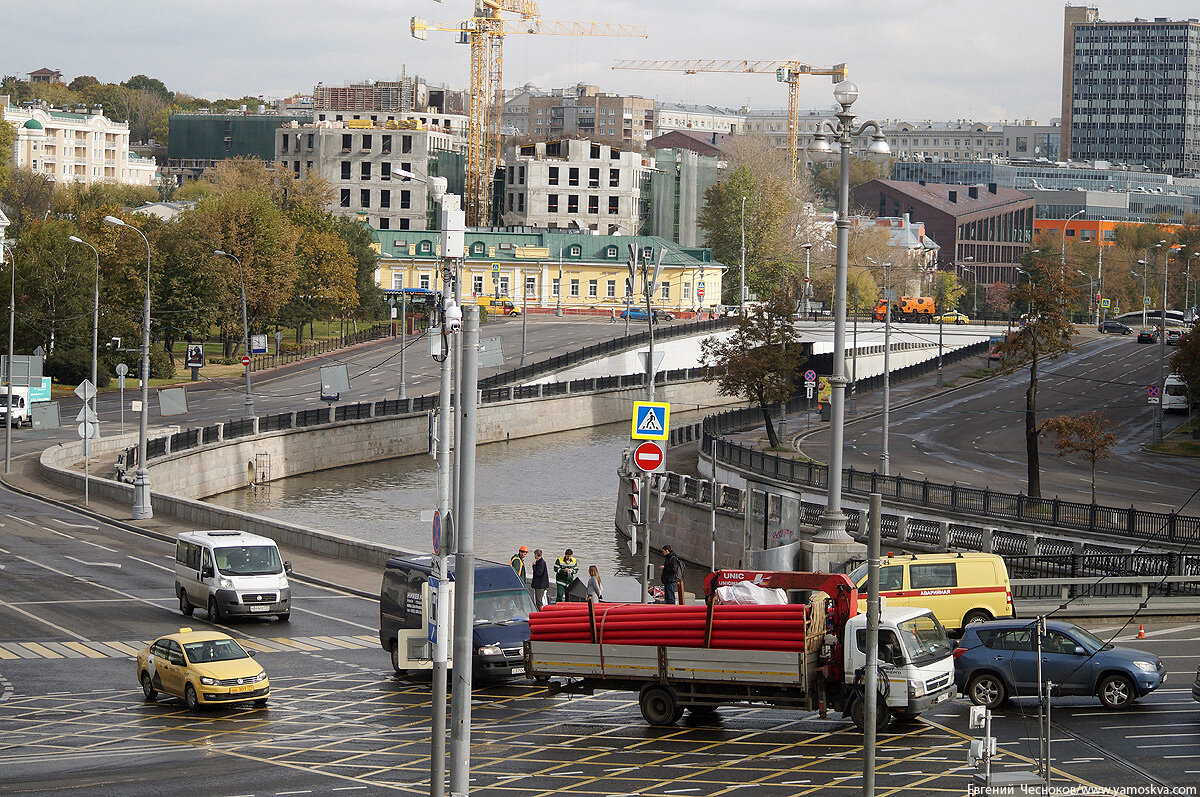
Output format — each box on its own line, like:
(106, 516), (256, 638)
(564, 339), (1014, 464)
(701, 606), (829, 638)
(45, 348), (111, 388)
(110, 347), (176, 381)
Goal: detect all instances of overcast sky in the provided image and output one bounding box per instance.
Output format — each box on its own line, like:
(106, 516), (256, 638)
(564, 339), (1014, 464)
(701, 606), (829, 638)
(6, 1), (1198, 122)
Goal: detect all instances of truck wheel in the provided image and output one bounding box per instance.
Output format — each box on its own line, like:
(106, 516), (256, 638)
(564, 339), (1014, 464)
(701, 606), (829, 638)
(962, 609), (992, 627)
(639, 685), (680, 726)
(390, 643), (406, 677)
(848, 695), (890, 732)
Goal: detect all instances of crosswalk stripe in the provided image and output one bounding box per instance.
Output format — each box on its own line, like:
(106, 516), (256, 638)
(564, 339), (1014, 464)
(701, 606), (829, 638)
(335, 635), (374, 648)
(102, 641), (141, 656)
(0, 647), (18, 660)
(18, 643), (62, 659)
(311, 636), (361, 650)
(269, 637), (322, 652)
(63, 641), (106, 659)
(40, 642), (82, 659)
(0, 643), (40, 659)
(238, 639), (283, 653)
(354, 634), (377, 642)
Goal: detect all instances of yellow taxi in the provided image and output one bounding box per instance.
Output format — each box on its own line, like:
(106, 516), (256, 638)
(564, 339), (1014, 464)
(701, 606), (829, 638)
(137, 629), (269, 709)
(935, 310), (970, 325)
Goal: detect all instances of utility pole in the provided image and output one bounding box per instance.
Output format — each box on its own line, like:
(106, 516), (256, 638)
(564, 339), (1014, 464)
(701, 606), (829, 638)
(631, 243), (665, 603)
(879, 261), (892, 475)
(862, 492), (882, 797)
(1156, 248), (1169, 443)
(448, 304), (480, 797)
(802, 242), (812, 317)
(739, 196), (747, 316)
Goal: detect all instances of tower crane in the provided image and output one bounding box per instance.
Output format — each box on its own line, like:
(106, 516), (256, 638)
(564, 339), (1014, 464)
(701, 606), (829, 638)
(412, 2), (647, 227)
(611, 59), (848, 182)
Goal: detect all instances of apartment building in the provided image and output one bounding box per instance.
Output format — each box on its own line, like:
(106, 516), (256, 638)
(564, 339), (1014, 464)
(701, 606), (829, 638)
(500, 139), (648, 235)
(527, 84), (655, 150)
(4, 100), (158, 186)
(654, 103), (744, 137)
(886, 121), (1004, 162)
(276, 120), (464, 231)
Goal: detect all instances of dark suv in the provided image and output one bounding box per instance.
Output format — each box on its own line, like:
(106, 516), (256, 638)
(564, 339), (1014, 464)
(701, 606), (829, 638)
(1098, 320), (1132, 335)
(954, 619), (1164, 710)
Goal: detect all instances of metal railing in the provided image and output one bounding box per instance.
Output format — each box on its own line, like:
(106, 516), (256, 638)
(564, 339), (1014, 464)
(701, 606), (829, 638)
(479, 316), (735, 389)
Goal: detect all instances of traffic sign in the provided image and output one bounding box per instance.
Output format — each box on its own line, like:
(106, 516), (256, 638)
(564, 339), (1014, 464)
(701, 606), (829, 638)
(631, 401), (670, 440)
(806, 385), (814, 399)
(74, 379), (96, 403)
(632, 441), (665, 473)
(428, 576), (440, 645)
(1148, 385), (1160, 398)
(432, 510), (441, 555)
(240, 355), (251, 367)
(250, 334), (268, 354)
(804, 369), (817, 383)
(491, 262), (500, 274)
(75, 405), (98, 423)
(1101, 299), (1111, 309)
(77, 421), (98, 440)
(1145, 296), (1152, 306)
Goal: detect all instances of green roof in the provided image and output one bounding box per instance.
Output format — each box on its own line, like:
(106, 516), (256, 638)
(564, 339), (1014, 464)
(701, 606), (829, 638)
(22, 118), (43, 130)
(374, 229), (724, 270)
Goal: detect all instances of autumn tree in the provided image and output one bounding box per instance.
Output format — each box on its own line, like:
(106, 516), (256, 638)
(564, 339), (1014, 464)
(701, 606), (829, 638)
(278, 228), (359, 341)
(1042, 411), (1117, 504)
(1170, 326), (1200, 411)
(932, 271), (967, 314)
(809, 156), (892, 209)
(0, 106), (17, 196)
(996, 251), (1077, 498)
(701, 292), (806, 449)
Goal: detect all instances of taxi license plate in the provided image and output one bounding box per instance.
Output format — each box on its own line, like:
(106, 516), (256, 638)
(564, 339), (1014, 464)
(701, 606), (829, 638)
(249, 605), (270, 613)
(229, 684), (254, 693)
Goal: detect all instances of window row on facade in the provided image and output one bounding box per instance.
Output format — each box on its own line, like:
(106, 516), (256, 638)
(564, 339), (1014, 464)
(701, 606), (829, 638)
(280, 131), (415, 155)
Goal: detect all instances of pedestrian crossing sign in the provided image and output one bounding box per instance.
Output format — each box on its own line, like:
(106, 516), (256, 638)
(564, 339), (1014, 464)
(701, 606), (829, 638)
(632, 401), (670, 440)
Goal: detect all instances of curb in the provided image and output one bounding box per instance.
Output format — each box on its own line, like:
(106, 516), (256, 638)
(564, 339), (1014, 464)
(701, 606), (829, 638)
(0, 474), (377, 602)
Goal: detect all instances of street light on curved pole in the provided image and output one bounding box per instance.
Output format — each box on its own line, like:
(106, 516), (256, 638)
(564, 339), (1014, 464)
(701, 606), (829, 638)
(806, 80), (890, 544)
(1060, 209), (1086, 276)
(67, 235), (101, 431)
(865, 256), (893, 475)
(103, 215), (153, 520)
(2, 240), (15, 476)
(213, 250), (254, 419)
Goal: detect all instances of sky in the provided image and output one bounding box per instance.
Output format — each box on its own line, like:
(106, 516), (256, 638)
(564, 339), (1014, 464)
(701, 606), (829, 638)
(5, 1), (1199, 123)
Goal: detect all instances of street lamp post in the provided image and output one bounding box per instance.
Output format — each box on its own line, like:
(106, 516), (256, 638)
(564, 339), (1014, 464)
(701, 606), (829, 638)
(739, 195), (747, 316)
(1188, 252), (1200, 314)
(1060, 209), (1086, 276)
(849, 267), (876, 415)
(1135, 263), (1149, 329)
(520, 269), (529, 366)
(807, 81), (890, 547)
(958, 257), (976, 317)
(213, 250), (254, 419)
(802, 242), (813, 317)
(2, 239), (15, 476)
(1156, 251), (1170, 443)
(68, 236), (101, 428)
(104, 215), (153, 520)
(556, 252), (564, 318)
(866, 257), (894, 475)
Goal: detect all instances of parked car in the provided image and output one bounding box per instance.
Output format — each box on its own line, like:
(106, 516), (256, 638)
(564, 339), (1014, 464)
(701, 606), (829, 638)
(1166, 329), (1183, 345)
(936, 311), (970, 325)
(954, 619), (1164, 710)
(1192, 663), (1200, 705)
(1137, 328), (1158, 344)
(1098, 320), (1133, 335)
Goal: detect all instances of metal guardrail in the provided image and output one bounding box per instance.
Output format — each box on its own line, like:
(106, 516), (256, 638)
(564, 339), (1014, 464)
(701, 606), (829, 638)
(683, 339), (1200, 546)
(244, 322), (394, 373)
(478, 316), (736, 389)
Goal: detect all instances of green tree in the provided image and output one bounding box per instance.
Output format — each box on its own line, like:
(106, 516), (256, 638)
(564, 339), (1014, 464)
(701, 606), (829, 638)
(28, 81), (79, 109)
(121, 75), (172, 100)
(1, 76), (31, 103)
(995, 252), (1077, 498)
(68, 75), (100, 93)
(701, 292), (806, 449)
(1042, 411), (1117, 504)
(279, 228), (358, 340)
(1, 169), (55, 232)
(333, 216), (382, 320)
(809, 156), (892, 209)
(0, 106), (17, 197)
(932, 271), (966, 313)
(5, 219), (94, 357)
(1170, 326), (1200, 413)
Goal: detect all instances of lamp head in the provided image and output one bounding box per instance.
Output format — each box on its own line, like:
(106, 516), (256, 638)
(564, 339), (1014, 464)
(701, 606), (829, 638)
(833, 81), (859, 108)
(103, 215), (125, 227)
(68, 235), (83, 244)
(214, 249), (227, 257)
(802, 242), (812, 251)
(807, 133), (832, 162)
(866, 134), (891, 156)
(1137, 259), (1147, 266)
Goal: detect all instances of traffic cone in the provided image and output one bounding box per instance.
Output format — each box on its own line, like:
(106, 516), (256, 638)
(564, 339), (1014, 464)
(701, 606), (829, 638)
(1136, 624), (1146, 639)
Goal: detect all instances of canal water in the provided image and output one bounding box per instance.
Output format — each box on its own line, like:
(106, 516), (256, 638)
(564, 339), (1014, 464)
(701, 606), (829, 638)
(205, 419), (680, 581)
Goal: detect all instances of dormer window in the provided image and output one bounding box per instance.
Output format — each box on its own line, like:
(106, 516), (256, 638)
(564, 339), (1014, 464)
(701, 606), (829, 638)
(418, 240), (434, 255)
(605, 246), (618, 259)
(470, 241), (486, 255)
(568, 245), (582, 257)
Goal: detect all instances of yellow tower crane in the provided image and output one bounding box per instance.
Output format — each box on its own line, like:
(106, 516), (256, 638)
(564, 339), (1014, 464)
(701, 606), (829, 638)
(611, 59), (848, 182)
(412, 2), (647, 227)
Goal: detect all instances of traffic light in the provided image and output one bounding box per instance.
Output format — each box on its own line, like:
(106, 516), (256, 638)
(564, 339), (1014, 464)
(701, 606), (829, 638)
(627, 475), (642, 526)
(647, 476), (667, 524)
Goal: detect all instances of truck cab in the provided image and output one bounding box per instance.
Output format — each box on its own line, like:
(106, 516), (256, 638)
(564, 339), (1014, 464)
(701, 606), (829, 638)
(0, 386), (31, 427)
(379, 555), (533, 679)
(843, 607), (956, 725)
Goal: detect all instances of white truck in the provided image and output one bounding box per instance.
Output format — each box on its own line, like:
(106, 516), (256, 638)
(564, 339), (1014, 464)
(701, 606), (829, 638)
(0, 386), (32, 427)
(524, 570), (957, 730)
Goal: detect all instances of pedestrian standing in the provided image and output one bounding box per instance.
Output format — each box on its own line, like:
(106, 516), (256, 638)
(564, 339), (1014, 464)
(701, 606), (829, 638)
(660, 545), (682, 605)
(553, 548), (578, 602)
(531, 549), (549, 608)
(586, 565), (603, 602)
(510, 545), (529, 583)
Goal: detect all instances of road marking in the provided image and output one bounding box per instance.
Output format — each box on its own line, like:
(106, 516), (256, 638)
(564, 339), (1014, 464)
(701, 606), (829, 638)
(291, 605), (375, 631)
(62, 641), (106, 659)
(77, 539), (117, 553)
(49, 530), (74, 539)
(127, 555), (173, 573)
(270, 637), (322, 652)
(49, 518), (99, 529)
(0, 598), (91, 641)
(64, 556), (121, 568)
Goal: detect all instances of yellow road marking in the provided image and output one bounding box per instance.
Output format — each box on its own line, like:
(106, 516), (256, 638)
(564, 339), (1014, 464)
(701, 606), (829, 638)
(0, 647), (17, 660)
(19, 642), (62, 659)
(102, 641), (142, 656)
(238, 639), (280, 653)
(63, 641), (105, 659)
(311, 636), (362, 649)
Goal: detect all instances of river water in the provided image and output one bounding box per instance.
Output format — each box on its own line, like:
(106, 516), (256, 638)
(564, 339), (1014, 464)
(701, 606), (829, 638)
(205, 419), (674, 581)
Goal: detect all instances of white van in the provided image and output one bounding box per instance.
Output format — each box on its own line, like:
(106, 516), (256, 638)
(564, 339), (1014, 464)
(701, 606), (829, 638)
(0, 386), (31, 427)
(1162, 373), (1191, 413)
(175, 531), (292, 622)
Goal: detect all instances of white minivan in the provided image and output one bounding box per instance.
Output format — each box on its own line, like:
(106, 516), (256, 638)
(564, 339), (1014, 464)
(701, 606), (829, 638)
(175, 530), (292, 622)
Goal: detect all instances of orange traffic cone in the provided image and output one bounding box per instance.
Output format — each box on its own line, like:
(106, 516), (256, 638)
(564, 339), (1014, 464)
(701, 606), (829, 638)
(1136, 624), (1146, 639)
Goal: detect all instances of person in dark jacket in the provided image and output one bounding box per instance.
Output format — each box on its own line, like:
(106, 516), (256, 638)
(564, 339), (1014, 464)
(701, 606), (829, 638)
(530, 549), (550, 608)
(660, 545), (682, 604)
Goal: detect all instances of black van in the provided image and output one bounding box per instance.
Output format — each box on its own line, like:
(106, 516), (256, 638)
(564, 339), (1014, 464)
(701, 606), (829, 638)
(379, 555), (532, 678)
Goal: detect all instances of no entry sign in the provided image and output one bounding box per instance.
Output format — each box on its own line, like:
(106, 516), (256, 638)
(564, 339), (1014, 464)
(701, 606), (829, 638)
(633, 441), (665, 473)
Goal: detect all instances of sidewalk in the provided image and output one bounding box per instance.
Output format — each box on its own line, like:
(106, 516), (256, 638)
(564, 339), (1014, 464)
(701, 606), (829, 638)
(1, 451), (384, 598)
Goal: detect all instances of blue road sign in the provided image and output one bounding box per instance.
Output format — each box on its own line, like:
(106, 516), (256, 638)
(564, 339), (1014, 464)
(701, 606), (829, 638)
(804, 369), (817, 383)
(432, 510), (441, 555)
(632, 401), (670, 440)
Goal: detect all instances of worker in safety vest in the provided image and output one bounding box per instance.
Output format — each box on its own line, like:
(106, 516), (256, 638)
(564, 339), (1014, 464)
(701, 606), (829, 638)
(510, 546), (528, 583)
(553, 549), (578, 602)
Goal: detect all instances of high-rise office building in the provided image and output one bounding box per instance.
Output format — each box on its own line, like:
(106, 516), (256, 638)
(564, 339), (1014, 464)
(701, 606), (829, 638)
(1062, 6), (1200, 175)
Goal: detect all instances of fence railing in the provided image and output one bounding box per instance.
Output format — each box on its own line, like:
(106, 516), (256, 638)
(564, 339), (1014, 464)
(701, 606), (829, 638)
(478, 316), (736, 389)
(682, 338), (1200, 546)
(240, 322), (394, 373)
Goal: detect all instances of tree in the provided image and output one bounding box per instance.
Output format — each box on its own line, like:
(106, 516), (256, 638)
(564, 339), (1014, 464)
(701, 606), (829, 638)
(1, 169), (55, 232)
(278, 228), (359, 340)
(984, 281), (1011, 317)
(1042, 411), (1117, 504)
(1170, 326), (1200, 412)
(809, 156), (892, 209)
(333, 217), (383, 321)
(701, 292), (806, 449)
(0, 106), (17, 197)
(932, 271), (966, 313)
(68, 75), (100, 93)
(121, 75), (172, 101)
(995, 252), (1077, 498)
(1, 76), (31, 104)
